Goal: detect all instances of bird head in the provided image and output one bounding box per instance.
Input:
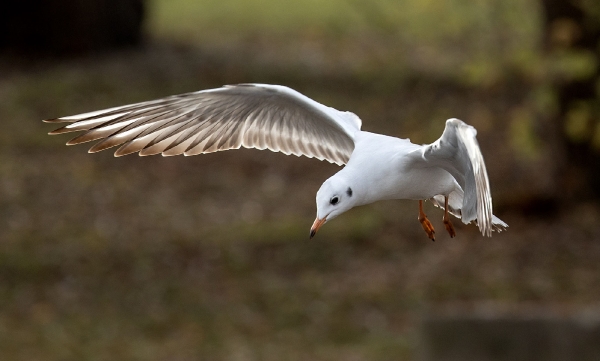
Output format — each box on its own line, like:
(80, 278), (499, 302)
(310, 176), (357, 238)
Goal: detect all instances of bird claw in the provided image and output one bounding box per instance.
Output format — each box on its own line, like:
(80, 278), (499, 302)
(444, 218), (456, 238)
(419, 215), (436, 241)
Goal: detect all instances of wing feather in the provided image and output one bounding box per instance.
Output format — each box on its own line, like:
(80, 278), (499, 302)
(44, 84), (361, 165)
(414, 118), (507, 236)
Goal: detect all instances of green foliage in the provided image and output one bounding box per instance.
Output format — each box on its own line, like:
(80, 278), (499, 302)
(150, 0), (542, 83)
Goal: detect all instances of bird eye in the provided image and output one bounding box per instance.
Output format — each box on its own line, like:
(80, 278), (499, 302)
(330, 196), (339, 205)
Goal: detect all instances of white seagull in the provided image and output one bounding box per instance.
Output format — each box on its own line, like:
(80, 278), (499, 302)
(44, 83), (507, 240)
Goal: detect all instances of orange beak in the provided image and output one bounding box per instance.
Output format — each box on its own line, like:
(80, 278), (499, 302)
(310, 217), (327, 239)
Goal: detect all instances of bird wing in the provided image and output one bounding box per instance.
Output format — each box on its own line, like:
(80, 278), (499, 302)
(44, 84), (362, 165)
(409, 118), (504, 236)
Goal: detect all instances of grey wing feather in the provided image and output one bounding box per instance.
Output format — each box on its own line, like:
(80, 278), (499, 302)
(417, 119), (507, 236)
(44, 84), (362, 165)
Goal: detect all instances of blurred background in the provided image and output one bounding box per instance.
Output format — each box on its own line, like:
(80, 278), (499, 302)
(1, 0), (599, 360)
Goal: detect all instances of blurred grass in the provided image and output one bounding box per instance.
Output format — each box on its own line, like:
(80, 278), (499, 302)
(150, 0), (542, 83)
(1, 0), (600, 360)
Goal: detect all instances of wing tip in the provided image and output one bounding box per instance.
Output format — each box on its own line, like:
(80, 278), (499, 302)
(48, 126), (80, 135)
(66, 138), (83, 146)
(43, 118), (69, 124)
(478, 218), (508, 237)
(138, 150), (153, 157)
(88, 145), (104, 154)
(446, 118), (464, 127)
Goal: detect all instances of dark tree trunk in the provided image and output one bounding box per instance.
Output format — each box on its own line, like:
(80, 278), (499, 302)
(540, 0), (600, 200)
(0, 0), (145, 55)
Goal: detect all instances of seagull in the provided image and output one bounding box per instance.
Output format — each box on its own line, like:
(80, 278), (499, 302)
(44, 83), (507, 240)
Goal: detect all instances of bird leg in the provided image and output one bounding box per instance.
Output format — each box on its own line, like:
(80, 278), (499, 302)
(443, 196), (456, 238)
(418, 200), (435, 241)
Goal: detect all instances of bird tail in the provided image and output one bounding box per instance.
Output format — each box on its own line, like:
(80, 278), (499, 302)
(430, 190), (507, 234)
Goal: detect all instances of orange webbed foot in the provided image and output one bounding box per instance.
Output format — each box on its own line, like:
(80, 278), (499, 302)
(419, 214), (436, 241)
(444, 218), (456, 238)
(418, 200), (435, 241)
(442, 195), (456, 238)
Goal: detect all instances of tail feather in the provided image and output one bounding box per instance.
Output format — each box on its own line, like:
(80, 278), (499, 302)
(430, 189), (507, 235)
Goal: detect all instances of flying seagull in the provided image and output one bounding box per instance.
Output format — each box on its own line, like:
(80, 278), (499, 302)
(44, 83), (507, 240)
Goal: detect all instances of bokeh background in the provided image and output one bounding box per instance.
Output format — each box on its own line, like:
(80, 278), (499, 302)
(1, 0), (600, 360)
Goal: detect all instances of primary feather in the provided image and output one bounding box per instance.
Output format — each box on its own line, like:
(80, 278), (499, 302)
(45, 84), (361, 165)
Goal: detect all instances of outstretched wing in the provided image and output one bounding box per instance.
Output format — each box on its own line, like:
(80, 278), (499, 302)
(44, 84), (362, 165)
(411, 118), (506, 236)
